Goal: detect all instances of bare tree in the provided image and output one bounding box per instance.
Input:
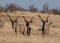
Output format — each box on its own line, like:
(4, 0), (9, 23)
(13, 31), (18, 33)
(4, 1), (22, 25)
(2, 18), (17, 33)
(29, 5), (37, 12)
(42, 3), (49, 13)
(6, 4), (17, 12)
(22, 16), (34, 36)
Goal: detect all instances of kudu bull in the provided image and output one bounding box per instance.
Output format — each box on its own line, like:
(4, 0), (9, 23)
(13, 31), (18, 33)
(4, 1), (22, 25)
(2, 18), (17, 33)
(22, 16), (34, 36)
(7, 14), (26, 36)
(7, 14), (18, 35)
(38, 14), (52, 36)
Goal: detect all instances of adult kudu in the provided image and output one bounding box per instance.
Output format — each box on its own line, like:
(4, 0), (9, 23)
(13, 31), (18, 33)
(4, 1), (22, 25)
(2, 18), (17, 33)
(22, 16), (34, 36)
(38, 14), (52, 36)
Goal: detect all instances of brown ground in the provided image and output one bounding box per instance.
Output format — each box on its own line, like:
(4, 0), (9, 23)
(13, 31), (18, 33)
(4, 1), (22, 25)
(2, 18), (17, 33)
(0, 11), (60, 43)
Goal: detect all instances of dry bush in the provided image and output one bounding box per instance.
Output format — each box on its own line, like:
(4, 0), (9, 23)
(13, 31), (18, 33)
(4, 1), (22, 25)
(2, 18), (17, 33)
(51, 8), (60, 15)
(5, 3), (25, 13)
(0, 6), (6, 13)
(40, 3), (49, 13)
(29, 5), (38, 12)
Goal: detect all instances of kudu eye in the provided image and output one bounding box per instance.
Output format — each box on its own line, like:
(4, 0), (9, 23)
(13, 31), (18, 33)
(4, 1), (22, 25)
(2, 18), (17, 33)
(31, 21), (32, 23)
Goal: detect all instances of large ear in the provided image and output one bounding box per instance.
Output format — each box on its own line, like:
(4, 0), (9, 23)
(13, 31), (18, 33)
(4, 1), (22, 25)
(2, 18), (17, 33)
(49, 22), (52, 26)
(38, 15), (41, 18)
(29, 17), (34, 23)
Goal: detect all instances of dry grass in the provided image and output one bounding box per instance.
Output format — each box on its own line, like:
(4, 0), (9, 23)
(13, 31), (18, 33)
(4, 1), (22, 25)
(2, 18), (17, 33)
(0, 11), (60, 43)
